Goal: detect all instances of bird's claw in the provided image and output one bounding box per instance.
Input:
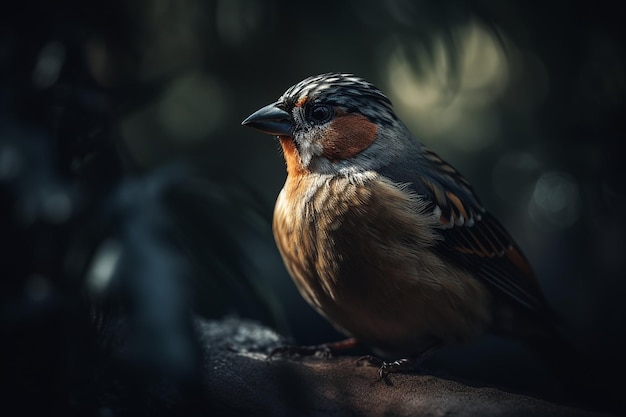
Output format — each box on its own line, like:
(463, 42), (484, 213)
(356, 355), (418, 381)
(378, 358), (416, 377)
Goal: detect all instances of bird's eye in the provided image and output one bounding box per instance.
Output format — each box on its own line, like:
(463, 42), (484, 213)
(309, 105), (333, 124)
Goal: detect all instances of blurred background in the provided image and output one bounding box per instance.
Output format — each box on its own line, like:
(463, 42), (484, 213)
(1, 0), (624, 415)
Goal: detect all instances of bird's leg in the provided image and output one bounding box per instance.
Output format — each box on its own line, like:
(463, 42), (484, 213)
(268, 337), (360, 360)
(378, 358), (421, 377)
(356, 344), (439, 382)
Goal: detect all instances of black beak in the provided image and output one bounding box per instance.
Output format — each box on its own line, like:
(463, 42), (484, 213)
(241, 102), (293, 137)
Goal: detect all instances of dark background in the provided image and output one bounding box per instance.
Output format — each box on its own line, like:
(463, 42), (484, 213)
(1, 0), (624, 415)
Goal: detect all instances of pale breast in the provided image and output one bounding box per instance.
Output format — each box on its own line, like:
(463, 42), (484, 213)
(273, 172), (493, 357)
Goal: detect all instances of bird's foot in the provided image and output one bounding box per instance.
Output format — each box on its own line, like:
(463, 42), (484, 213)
(357, 355), (420, 384)
(268, 338), (359, 361)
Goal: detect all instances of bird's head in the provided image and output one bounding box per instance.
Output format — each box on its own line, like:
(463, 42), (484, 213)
(242, 73), (418, 176)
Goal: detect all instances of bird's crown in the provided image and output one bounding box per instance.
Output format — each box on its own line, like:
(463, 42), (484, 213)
(278, 73), (398, 126)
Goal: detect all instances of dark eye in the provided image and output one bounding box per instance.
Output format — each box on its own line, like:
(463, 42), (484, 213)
(309, 104), (333, 124)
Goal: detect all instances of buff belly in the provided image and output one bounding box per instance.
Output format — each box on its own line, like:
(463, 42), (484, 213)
(273, 172), (493, 358)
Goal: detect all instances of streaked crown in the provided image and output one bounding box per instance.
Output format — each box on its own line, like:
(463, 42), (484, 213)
(278, 73), (398, 127)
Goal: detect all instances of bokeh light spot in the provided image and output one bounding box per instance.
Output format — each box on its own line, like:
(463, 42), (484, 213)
(385, 20), (509, 151)
(32, 41), (65, 89)
(529, 171), (581, 230)
(87, 239), (123, 295)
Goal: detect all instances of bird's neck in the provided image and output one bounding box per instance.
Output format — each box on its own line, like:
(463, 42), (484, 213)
(279, 136), (309, 177)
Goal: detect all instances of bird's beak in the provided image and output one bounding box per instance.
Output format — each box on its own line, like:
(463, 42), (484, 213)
(241, 102), (293, 137)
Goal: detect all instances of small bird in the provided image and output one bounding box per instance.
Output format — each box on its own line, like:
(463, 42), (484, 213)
(241, 73), (561, 377)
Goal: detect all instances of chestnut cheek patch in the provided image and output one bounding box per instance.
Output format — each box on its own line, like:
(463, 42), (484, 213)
(322, 114), (378, 161)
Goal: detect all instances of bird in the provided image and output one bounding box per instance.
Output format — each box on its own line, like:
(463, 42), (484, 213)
(241, 72), (565, 379)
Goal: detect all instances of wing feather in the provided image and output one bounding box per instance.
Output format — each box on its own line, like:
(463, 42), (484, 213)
(382, 147), (546, 314)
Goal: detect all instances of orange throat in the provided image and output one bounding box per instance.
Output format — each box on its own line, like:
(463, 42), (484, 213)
(279, 136), (308, 176)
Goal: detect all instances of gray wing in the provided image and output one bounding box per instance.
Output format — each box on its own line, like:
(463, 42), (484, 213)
(380, 147), (548, 314)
